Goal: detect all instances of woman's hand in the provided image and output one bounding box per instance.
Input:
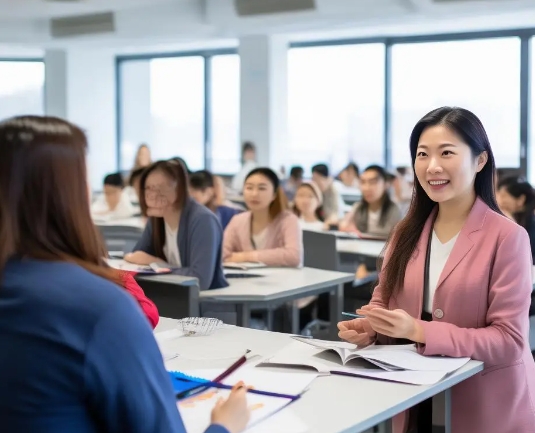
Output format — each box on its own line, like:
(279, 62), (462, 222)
(227, 252), (252, 263)
(210, 382), (251, 433)
(124, 251), (161, 265)
(337, 317), (376, 347)
(358, 307), (425, 343)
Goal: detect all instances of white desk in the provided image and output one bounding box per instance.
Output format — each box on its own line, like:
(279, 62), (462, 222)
(94, 217), (145, 228)
(156, 319), (484, 433)
(201, 267), (354, 334)
(336, 238), (386, 258)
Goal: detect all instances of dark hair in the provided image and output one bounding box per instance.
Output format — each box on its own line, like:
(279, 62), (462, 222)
(190, 170), (217, 211)
(357, 165), (395, 229)
(311, 164), (329, 178)
(289, 166), (304, 180)
(169, 156), (190, 174)
(498, 176), (535, 228)
(293, 183), (324, 221)
(380, 107), (500, 303)
(128, 167), (145, 187)
(245, 167), (288, 219)
(396, 166), (408, 176)
(241, 142), (256, 164)
(345, 162), (360, 177)
(0, 115), (119, 284)
(139, 159), (190, 260)
(103, 172), (124, 188)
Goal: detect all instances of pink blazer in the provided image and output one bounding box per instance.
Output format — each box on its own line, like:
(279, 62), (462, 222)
(369, 197), (535, 433)
(223, 210), (303, 267)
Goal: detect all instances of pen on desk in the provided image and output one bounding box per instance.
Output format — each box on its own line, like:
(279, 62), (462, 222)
(203, 381), (299, 401)
(341, 312), (366, 318)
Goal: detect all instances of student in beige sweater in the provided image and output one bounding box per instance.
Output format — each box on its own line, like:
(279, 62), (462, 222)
(223, 167), (303, 267)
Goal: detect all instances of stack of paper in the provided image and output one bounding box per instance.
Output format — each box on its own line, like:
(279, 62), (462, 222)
(259, 337), (470, 386)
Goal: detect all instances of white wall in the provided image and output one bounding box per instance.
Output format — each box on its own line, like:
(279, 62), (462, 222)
(45, 48), (117, 189)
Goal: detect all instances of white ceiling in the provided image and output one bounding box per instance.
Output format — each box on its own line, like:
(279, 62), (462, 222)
(1, 0), (535, 50)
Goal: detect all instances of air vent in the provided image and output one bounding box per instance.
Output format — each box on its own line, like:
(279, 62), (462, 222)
(50, 11), (115, 38)
(234, 0), (316, 16)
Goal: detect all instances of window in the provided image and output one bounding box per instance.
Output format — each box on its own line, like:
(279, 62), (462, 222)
(209, 54), (241, 174)
(0, 60), (44, 120)
(391, 38), (521, 168)
(119, 56), (205, 172)
(287, 44), (385, 175)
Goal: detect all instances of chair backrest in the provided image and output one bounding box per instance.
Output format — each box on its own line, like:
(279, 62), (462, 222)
(97, 225), (144, 254)
(302, 230), (339, 271)
(135, 275), (200, 319)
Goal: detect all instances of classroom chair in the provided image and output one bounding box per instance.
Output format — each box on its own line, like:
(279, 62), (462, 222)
(96, 224), (143, 255)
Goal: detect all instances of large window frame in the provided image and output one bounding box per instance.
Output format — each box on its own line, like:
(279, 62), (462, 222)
(115, 28), (535, 177)
(115, 48), (237, 172)
(291, 29), (532, 176)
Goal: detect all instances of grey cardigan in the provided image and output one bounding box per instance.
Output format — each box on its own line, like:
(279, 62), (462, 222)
(352, 201), (402, 238)
(133, 198), (228, 290)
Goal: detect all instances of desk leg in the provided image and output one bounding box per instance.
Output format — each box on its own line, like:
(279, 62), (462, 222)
(291, 303), (300, 335)
(329, 284), (344, 337)
(444, 387), (452, 433)
(236, 304), (251, 328)
(266, 307), (274, 331)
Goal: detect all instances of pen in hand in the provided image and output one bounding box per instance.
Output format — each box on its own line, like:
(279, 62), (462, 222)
(341, 312), (366, 319)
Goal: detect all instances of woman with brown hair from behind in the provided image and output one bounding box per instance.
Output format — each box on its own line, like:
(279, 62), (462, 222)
(0, 116), (249, 433)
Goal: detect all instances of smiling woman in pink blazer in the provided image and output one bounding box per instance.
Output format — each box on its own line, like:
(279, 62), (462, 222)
(223, 167), (303, 267)
(338, 107), (535, 433)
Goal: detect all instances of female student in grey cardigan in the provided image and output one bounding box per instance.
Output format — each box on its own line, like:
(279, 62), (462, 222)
(125, 159), (227, 290)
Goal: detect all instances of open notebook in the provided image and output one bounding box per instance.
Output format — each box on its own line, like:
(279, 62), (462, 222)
(259, 337), (470, 385)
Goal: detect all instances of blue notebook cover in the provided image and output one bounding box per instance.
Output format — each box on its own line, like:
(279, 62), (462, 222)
(168, 371), (210, 393)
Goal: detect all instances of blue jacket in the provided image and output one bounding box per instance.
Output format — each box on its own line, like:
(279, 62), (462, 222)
(134, 198), (228, 290)
(0, 259), (228, 433)
(216, 205), (241, 230)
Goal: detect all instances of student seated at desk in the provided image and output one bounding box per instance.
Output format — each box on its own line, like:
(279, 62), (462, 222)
(125, 159), (228, 291)
(292, 181), (325, 231)
(190, 170), (241, 229)
(339, 165), (402, 238)
(125, 166), (145, 205)
(223, 167), (303, 267)
(0, 115), (249, 433)
(311, 163), (345, 220)
(91, 172), (136, 220)
(496, 176), (535, 259)
(338, 107), (535, 433)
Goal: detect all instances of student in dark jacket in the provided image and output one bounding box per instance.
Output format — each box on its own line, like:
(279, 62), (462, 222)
(0, 115), (249, 433)
(190, 169), (241, 229)
(125, 159), (228, 291)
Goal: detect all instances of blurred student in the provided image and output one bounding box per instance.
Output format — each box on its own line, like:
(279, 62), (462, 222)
(497, 176), (535, 259)
(0, 115), (249, 433)
(392, 166), (414, 214)
(224, 168), (302, 267)
(125, 166), (145, 205)
(311, 163), (345, 220)
(132, 143), (152, 170)
(125, 159), (227, 290)
(91, 172), (136, 220)
(190, 170), (242, 230)
(231, 142), (257, 193)
(338, 162), (360, 189)
(292, 181), (325, 231)
(283, 166), (304, 201)
(340, 165), (402, 238)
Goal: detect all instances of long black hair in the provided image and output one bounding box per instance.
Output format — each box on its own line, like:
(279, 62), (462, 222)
(357, 164), (395, 228)
(498, 176), (535, 228)
(379, 106), (499, 302)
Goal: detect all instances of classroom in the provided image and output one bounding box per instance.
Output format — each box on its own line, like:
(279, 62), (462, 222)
(1, 1), (535, 432)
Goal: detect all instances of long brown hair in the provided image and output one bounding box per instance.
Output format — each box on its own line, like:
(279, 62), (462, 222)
(379, 107), (500, 303)
(0, 115), (120, 284)
(245, 167), (288, 219)
(138, 159), (189, 260)
(133, 143), (151, 169)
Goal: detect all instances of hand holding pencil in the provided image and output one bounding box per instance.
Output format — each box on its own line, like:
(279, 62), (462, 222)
(211, 381), (251, 433)
(337, 305), (376, 347)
